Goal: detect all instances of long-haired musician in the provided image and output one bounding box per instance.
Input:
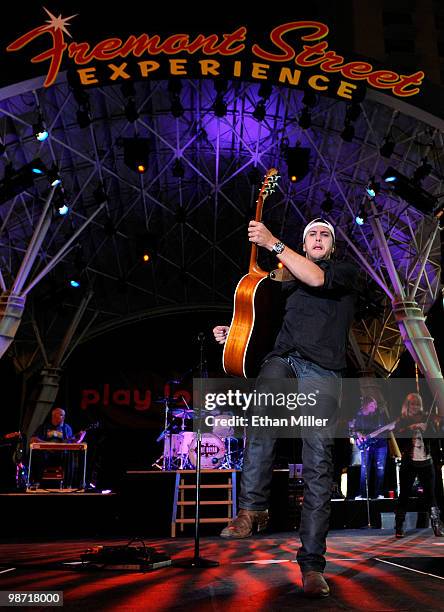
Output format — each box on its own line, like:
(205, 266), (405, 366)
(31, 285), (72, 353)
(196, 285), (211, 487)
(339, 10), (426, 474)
(353, 395), (388, 500)
(394, 392), (444, 538)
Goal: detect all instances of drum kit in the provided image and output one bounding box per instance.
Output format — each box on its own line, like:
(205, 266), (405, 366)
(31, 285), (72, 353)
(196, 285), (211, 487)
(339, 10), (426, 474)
(152, 396), (244, 471)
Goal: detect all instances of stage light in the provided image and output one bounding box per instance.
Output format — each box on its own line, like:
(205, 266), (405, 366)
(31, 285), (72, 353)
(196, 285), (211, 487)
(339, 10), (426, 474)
(346, 103), (361, 122)
(93, 185), (106, 204)
(355, 208), (367, 225)
(168, 78), (182, 95)
(121, 81), (135, 97)
(76, 107), (91, 128)
(321, 193), (334, 213)
(213, 95), (227, 117)
(366, 178), (380, 199)
(277, 262), (284, 269)
(413, 158), (432, 183)
(285, 146), (310, 182)
(172, 159), (185, 178)
(258, 82), (273, 99)
(298, 107), (311, 129)
(53, 189), (70, 216)
(302, 89), (317, 108)
(69, 279), (80, 288)
(124, 99), (139, 123)
(214, 79), (228, 94)
(123, 138), (150, 174)
(382, 165), (437, 215)
(48, 166), (62, 187)
(0, 159), (47, 204)
(33, 117), (49, 142)
(341, 122), (354, 142)
(136, 231), (158, 263)
(252, 100), (266, 121)
(29, 158), (46, 176)
(170, 98), (184, 118)
(380, 137), (395, 158)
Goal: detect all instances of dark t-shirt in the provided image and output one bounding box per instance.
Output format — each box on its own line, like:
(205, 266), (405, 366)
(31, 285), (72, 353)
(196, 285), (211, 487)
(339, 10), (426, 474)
(266, 259), (358, 371)
(33, 422), (73, 442)
(354, 410), (388, 449)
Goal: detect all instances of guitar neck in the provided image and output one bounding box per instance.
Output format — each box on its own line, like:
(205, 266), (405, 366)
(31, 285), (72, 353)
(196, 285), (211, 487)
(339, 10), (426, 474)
(249, 196), (264, 273)
(368, 420), (396, 438)
(247, 168), (279, 274)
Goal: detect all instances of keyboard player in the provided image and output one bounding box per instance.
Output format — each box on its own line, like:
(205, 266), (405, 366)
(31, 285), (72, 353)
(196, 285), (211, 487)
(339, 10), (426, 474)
(30, 407), (86, 488)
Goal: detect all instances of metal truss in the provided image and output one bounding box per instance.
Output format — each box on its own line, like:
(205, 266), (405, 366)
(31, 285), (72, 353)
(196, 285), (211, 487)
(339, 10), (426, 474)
(0, 74), (443, 377)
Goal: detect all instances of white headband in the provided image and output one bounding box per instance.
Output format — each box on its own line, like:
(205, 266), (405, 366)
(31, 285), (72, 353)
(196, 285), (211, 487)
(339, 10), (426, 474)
(303, 219), (335, 243)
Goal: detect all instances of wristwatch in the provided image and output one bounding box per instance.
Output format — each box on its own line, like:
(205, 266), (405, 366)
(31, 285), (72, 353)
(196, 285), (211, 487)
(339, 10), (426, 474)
(272, 241), (286, 255)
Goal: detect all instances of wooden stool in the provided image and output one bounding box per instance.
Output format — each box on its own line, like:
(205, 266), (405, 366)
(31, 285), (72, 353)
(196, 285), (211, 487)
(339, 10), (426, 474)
(171, 469), (237, 537)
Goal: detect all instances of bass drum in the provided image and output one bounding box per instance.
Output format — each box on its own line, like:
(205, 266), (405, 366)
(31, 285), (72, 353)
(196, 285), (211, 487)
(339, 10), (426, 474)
(187, 433), (225, 469)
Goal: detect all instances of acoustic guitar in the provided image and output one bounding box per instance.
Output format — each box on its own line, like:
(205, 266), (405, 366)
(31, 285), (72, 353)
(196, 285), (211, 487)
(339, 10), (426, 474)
(223, 168), (280, 377)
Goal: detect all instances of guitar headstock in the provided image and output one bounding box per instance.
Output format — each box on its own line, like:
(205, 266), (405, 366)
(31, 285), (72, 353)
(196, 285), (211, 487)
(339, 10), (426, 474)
(85, 422), (100, 431)
(259, 168), (280, 199)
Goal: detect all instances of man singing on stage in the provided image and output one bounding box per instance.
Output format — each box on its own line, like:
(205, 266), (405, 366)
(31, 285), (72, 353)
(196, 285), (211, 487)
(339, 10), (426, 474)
(213, 217), (357, 597)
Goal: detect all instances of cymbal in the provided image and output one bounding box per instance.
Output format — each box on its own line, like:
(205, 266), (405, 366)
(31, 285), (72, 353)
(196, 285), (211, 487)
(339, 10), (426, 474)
(153, 397), (183, 404)
(171, 409), (194, 418)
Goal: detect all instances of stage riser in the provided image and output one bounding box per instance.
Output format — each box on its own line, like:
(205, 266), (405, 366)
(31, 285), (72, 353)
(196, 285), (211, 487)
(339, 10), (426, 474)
(0, 472), (435, 539)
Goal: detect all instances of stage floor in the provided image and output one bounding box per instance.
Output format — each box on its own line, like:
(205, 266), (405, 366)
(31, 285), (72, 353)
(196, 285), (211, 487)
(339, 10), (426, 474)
(0, 529), (443, 611)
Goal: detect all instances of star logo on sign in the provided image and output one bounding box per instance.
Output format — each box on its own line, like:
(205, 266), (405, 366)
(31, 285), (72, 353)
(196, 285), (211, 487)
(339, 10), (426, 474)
(42, 6), (78, 37)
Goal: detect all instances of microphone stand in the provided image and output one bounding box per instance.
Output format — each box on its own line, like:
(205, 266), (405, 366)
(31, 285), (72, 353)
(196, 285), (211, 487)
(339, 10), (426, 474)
(363, 447), (371, 528)
(174, 332), (219, 569)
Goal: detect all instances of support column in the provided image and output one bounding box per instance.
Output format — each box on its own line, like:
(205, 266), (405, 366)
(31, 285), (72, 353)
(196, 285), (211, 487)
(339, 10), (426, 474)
(368, 207), (444, 416)
(392, 300), (444, 417)
(0, 292), (26, 359)
(24, 367), (61, 440)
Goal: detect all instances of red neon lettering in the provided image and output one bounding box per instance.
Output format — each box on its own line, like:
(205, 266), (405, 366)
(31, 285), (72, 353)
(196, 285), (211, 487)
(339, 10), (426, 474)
(7, 25), (67, 87)
(253, 21), (329, 62)
(340, 61), (374, 79)
(295, 42), (329, 67)
(391, 72), (425, 96)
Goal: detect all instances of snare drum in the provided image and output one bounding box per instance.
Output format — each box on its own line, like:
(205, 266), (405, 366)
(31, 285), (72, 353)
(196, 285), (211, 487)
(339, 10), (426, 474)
(187, 433), (225, 469)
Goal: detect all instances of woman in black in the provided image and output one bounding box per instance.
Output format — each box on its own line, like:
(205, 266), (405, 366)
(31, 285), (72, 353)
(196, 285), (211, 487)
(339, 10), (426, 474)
(395, 393), (444, 538)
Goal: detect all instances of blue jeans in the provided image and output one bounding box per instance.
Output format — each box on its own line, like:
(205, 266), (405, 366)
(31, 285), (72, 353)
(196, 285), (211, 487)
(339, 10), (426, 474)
(239, 354), (341, 573)
(359, 443), (387, 497)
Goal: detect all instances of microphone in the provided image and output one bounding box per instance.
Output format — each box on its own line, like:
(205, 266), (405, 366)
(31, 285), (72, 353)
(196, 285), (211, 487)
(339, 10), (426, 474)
(197, 332), (205, 342)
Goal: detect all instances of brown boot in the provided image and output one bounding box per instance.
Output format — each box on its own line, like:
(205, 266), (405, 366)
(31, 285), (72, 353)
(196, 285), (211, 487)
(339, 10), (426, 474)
(302, 571), (330, 598)
(220, 509), (269, 539)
